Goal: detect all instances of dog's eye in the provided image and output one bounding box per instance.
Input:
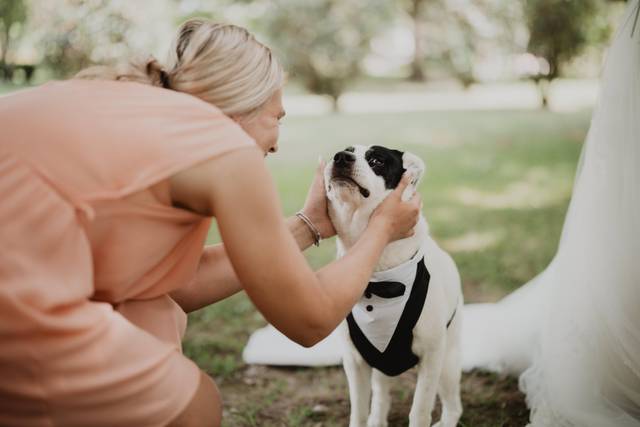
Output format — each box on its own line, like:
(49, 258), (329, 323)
(368, 158), (384, 167)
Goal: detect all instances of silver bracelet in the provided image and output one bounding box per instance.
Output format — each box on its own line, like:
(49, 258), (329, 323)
(296, 211), (321, 247)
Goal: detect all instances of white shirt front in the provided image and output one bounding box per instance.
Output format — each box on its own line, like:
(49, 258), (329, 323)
(351, 248), (424, 353)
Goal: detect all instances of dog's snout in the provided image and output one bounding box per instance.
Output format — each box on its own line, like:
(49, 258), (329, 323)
(334, 151), (355, 167)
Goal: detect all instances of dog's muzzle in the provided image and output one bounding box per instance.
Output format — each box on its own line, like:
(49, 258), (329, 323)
(330, 151), (370, 198)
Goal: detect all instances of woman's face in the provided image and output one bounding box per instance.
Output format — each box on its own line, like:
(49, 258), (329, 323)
(234, 89), (286, 156)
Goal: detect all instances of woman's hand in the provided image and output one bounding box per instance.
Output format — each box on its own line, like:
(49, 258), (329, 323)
(300, 158), (336, 239)
(370, 174), (422, 243)
(172, 148), (420, 346)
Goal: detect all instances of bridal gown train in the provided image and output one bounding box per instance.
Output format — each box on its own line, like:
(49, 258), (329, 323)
(461, 2), (640, 426)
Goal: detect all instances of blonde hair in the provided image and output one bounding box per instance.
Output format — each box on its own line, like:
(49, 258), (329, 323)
(76, 19), (284, 117)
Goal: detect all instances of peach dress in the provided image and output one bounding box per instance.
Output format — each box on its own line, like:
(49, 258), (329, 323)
(0, 80), (256, 426)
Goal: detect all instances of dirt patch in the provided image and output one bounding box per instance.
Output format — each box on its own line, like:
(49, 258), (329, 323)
(218, 365), (528, 426)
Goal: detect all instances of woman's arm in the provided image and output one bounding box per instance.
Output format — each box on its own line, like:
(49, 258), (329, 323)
(170, 162), (332, 313)
(170, 215), (317, 313)
(169, 148), (419, 346)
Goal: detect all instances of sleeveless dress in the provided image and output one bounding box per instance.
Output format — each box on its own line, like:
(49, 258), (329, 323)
(0, 79), (256, 426)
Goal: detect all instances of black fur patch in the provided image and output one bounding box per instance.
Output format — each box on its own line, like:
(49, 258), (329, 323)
(365, 146), (405, 189)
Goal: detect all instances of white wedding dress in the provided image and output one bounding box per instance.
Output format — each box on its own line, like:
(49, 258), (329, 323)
(462, 2), (640, 426)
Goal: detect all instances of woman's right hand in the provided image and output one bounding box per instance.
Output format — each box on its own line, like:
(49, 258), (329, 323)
(370, 173), (422, 243)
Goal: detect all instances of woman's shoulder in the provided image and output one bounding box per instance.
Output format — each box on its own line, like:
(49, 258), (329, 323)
(2, 78), (232, 133)
(2, 78), (257, 205)
(51, 78), (224, 115)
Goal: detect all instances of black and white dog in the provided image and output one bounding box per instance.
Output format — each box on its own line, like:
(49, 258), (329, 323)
(324, 145), (463, 427)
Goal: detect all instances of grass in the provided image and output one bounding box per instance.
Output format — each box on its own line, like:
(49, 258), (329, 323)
(0, 81), (33, 95)
(186, 107), (590, 426)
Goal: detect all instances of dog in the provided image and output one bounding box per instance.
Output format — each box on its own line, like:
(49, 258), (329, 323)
(324, 145), (463, 427)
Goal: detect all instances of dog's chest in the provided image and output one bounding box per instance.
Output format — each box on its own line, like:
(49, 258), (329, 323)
(347, 249), (430, 377)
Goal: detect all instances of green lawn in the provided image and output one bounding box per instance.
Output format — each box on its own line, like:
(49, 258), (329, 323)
(188, 108), (589, 426)
(0, 82), (30, 95)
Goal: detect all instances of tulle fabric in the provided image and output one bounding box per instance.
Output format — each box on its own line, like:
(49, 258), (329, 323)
(461, 2), (640, 426)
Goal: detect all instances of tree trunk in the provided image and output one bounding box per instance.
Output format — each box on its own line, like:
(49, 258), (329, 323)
(330, 94), (340, 113)
(538, 79), (550, 109)
(0, 26), (9, 65)
(409, 0), (426, 82)
(539, 57), (560, 109)
(0, 26), (9, 82)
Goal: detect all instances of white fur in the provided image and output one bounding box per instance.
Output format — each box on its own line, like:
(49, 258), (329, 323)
(325, 145), (464, 427)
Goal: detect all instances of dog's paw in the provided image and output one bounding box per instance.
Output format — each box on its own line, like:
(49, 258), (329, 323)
(366, 422), (388, 427)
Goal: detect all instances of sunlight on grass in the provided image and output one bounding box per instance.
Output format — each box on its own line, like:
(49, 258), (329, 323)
(441, 230), (503, 253)
(452, 167), (573, 209)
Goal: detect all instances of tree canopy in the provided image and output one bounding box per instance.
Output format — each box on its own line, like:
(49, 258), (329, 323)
(0, 0), (28, 69)
(260, 0), (393, 110)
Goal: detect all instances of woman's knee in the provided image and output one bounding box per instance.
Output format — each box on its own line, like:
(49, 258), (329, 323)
(168, 370), (222, 427)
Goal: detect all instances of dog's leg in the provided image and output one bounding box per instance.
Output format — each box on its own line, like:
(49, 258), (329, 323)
(344, 350), (372, 427)
(408, 336), (446, 427)
(367, 369), (392, 427)
(433, 345), (462, 427)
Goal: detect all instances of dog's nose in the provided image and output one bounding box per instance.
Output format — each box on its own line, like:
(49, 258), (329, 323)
(334, 151), (355, 167)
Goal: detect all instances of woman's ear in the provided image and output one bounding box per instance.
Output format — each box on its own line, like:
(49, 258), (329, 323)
(403, 152), (425, 189)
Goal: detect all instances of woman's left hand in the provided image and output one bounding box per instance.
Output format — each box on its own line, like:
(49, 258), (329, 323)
(301, 158), (336, 239)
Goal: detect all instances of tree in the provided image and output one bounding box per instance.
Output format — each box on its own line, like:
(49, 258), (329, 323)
(402, 0), (428, 81)
(29, 0), (177, 79)
(525, 0), (610, 107)
(401, 0), (526, 87)
(260, 0), (393, 111)
(0, 0), (28, 79)
(35, 1), (133, 78)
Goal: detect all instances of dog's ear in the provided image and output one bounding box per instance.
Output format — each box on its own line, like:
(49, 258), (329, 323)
(403, 152), (425, 187)
(401, 152), (425, 201)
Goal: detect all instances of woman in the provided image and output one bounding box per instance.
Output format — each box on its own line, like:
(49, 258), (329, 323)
(0, 20), (421, 427)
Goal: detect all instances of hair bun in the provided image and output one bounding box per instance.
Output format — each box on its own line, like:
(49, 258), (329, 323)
(145, 57), (171, 89)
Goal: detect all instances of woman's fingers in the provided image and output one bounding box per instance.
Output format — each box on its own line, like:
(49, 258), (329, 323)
(392, 173), (412, 199)
(317, 156), (326, 174)
(370, 172), (423, 243)
(301, 157), (336, 239)
(411, 192), (422, 211)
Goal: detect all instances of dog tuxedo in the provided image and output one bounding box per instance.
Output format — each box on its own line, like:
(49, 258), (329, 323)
(347, 248), (430, 377)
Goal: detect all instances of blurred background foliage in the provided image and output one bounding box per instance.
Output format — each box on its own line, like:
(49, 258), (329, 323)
(0, 0), (628, 108)
(260, 0), (394, 110)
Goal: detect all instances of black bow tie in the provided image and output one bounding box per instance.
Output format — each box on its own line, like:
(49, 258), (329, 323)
(364, 281), (406, 299)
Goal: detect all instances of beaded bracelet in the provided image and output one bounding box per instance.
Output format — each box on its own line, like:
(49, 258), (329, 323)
(296, 211), (321, 247)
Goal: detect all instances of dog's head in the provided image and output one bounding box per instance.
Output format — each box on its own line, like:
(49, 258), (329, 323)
(324, 145), (425, 237)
